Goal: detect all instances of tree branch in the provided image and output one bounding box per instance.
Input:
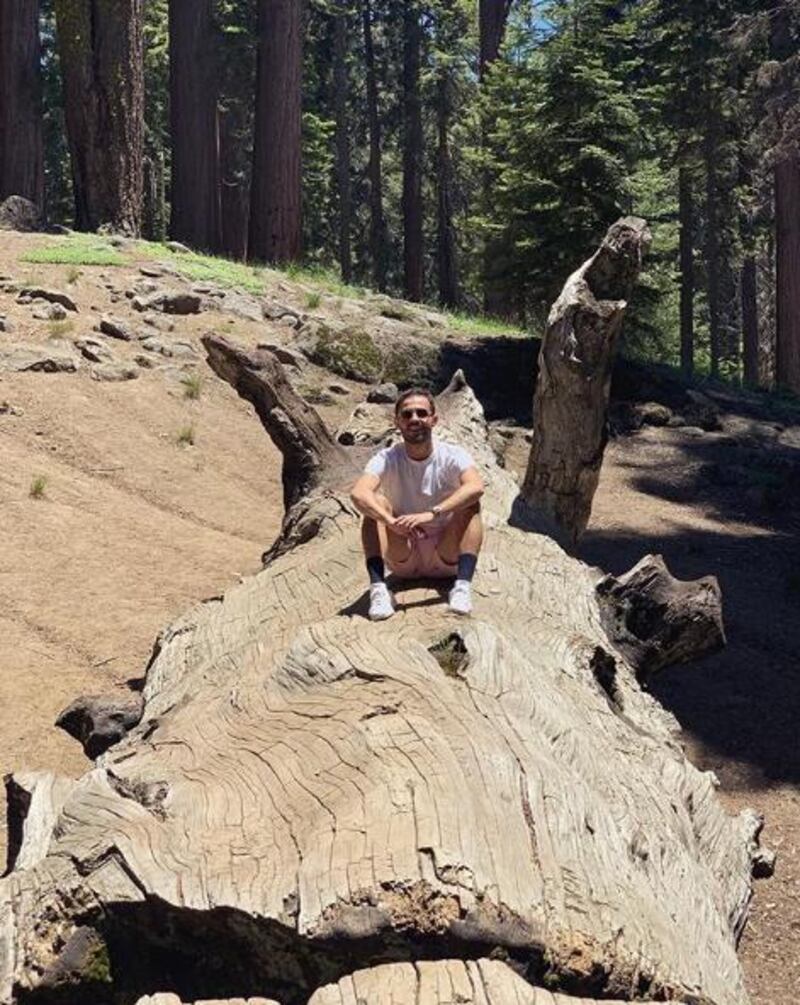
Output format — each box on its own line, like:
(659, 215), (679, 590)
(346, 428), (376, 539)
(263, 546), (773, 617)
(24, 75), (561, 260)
(202, 333), (348, 510)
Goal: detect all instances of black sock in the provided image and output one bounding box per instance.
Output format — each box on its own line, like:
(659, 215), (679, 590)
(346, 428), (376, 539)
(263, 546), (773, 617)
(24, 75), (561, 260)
(367, 555), (385, 585)
(456, 553), (478, 582)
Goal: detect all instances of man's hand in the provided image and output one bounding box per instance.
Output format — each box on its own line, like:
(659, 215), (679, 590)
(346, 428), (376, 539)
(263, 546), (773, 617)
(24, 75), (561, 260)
(393, 511), (436, 538)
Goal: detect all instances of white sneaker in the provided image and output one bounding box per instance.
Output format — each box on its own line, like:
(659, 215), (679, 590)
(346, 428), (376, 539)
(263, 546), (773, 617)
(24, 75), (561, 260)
(448, 580), (472, 616)
(368, 583), (395, 621)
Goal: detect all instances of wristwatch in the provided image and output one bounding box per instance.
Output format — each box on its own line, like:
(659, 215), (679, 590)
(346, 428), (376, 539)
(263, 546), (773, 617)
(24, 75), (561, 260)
(430, 504), (442, 517)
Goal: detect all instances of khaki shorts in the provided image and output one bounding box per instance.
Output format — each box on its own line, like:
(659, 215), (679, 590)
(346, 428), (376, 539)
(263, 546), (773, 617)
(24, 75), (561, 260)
(386, 524), (457, 579)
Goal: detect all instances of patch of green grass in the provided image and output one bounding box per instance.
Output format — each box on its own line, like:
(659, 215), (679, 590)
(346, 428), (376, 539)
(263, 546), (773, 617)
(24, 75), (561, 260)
(176, 424), (195, 447)
(47, 320), (74, 337)
(81, 935), (112, 984)
(443, 310), (526, 338)
(305, 290), (322, 310)
(181, 373), (203, 400)
(29, 475), (47, 499)
(137, 240), (267, 294)
(21, 233), (126, 267)
(283, 262), (366, 300)
(299, 383), (335, 405)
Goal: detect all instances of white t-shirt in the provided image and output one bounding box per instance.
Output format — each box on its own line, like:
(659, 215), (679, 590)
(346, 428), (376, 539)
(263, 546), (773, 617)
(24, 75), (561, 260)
(364, 439), (475, 519)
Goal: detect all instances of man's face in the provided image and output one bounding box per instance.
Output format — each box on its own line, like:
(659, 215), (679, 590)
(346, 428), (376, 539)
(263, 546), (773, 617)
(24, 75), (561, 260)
(396, 394), (437, 445)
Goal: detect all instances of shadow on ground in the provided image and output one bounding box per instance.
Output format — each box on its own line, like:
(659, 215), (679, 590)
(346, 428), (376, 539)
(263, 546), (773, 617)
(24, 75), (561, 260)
(578, 424), (800, 789)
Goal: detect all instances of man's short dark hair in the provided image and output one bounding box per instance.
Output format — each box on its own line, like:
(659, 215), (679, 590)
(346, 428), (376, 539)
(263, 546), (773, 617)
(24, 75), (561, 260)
(395, 387), (436, 415)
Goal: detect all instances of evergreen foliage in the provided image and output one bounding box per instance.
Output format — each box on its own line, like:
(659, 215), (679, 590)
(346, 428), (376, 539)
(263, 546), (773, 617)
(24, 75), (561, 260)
(16, 0), (800, 385)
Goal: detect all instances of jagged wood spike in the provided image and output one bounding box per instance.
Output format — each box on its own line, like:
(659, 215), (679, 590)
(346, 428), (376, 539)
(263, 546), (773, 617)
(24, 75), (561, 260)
(519, 217), (652, 549)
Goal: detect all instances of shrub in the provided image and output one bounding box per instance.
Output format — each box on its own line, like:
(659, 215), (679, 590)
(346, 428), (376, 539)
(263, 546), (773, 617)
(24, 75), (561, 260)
(182, 373), (203, 400)
(29, 475), (47, 499)
(176, 424), (195, 446)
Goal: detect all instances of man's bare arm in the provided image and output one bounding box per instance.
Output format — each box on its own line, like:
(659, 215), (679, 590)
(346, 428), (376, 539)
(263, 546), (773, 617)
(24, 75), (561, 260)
(350, 473), (395, 525)
(436, 466), (484, 515)
(393, 467), (484, 534)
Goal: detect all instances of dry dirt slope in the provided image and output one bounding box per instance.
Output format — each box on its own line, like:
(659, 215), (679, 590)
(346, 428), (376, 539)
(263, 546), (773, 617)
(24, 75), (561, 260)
(0, 230), (798, 1004)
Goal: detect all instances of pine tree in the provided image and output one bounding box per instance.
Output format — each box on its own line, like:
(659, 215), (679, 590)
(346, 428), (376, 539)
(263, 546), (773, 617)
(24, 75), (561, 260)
(362, 0), (388, 289)
(0, 0), (44, 208)
(402, 0), (424, 301)
(249, 0), (303, 264)
(479, 0), (641, 320)
(478, 0), (513, 79)
(217, 0), (257, 260)
(333, 1), (353, 282)
(168, 0), (221, 251)
(769, 2), (800, 393)
(54, 0), (145, 234)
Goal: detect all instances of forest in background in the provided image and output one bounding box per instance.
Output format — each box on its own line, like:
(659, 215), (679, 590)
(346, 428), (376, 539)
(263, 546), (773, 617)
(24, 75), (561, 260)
(1, 0), (800, 391)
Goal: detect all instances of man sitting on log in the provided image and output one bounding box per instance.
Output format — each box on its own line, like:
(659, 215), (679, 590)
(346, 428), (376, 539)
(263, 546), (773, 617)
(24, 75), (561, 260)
(351, 388), (485, 620)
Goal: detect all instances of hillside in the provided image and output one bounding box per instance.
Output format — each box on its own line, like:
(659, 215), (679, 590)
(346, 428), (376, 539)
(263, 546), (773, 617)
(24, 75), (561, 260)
(0, 231), (799, 1003)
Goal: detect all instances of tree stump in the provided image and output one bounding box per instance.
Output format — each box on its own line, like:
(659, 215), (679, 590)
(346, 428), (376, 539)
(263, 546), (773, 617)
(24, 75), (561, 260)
(0, 337), (765, 1005)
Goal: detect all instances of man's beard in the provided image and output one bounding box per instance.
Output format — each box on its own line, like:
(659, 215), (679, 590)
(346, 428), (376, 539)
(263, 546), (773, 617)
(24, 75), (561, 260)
(402, 425), (432, 446)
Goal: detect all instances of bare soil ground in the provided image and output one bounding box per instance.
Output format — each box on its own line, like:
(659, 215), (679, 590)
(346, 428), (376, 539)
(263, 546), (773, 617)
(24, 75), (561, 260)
(1, 231), (797, 1004)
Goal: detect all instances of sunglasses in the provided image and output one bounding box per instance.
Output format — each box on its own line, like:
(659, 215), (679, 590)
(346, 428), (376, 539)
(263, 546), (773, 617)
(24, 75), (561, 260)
(399, 408), (432, 420)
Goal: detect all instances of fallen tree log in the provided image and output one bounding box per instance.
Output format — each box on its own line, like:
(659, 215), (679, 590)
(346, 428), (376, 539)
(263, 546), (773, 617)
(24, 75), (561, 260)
(0, 333), (766, 1004)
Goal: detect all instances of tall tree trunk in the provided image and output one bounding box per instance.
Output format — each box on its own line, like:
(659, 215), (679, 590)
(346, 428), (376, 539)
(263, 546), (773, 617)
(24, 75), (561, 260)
(479, 0), (512, 81)
(771, 5), (800, 393)
(480, 1), (513, 316)
(333, 3), (352, 284)
(774, 157), (800, 392)
(679, 166), (695, 375)
(219, 106), (249, 261)
(54, 0), (144, 234)
(436, 60), (458, 308)
(757, 206), (777, 388)
(0, 0), (44, 208)
(249, 0), (302, 264)
(741, 256), (759, 386)
(402, 1), (424, 303)
(142, 155), (157, 240)
(169, 0), (221, 252)
(678, 165), (694, 376)
(738, 150), (759, 387)
(702, 95), (740, 379)
(363, 0), (386, 290)
(702, 111), (722, 379)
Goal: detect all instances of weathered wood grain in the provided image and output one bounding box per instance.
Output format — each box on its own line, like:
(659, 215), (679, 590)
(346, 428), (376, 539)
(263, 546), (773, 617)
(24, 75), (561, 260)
(307, 959), (687, 1004)
(520, 217), (651, 548)
(0, 354), (764, 1005)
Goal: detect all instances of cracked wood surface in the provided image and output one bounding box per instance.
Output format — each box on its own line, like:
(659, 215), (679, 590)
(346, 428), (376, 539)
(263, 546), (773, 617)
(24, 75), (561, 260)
(307, 959), (686, 1004)
(133, 959), (683, 1004)
(521, 217), (651, 547)
(0, 367), (760, 1004)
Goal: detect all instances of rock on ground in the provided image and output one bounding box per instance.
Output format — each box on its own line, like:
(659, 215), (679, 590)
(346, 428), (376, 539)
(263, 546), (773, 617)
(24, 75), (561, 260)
(0, 343), (79, 373)
(0, 196), (42, 232)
